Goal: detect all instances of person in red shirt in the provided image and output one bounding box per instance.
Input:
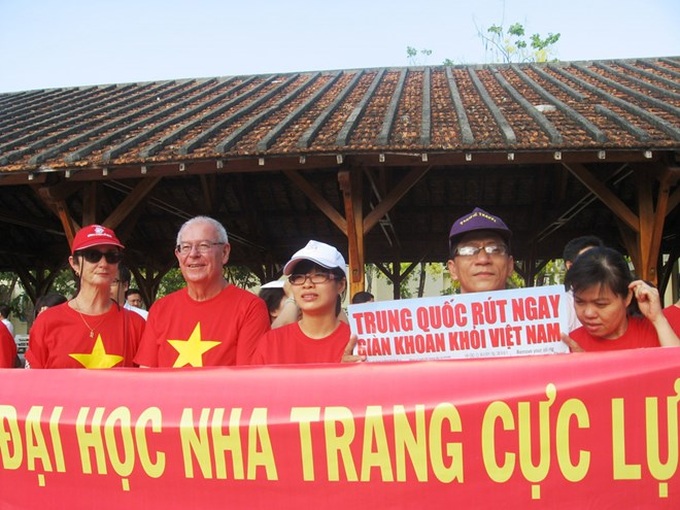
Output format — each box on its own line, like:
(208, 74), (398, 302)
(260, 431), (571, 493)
(134, 216), (270, 367)
(253, 240), (350, 365)
(0, 321), (17, 368)
(25, 224), (145, 368)
(664, 300), (680, 336)
(562, 247), (680, 352)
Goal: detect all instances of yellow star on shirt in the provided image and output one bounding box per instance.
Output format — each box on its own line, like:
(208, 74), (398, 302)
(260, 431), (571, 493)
(167, 322), (221, 368)
(69, 334), (124, 369)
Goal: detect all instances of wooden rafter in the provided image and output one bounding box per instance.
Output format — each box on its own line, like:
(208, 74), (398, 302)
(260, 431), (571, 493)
(563, 162), (639, 231)
(364, 166), (431, 234)
(283, 169), (347, 234)
(103, 176), (161, 229)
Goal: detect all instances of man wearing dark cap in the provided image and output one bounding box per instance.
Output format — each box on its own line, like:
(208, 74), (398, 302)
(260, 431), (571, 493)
(447, 207), (514, 293)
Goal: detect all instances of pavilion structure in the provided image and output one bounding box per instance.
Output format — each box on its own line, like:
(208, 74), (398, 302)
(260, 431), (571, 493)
(0, 57), (678, 303)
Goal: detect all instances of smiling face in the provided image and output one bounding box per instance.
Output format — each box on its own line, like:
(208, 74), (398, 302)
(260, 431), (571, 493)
(447, 232), (514, 293)
(175, 220), (230, 287)
(573, 283), (632, 340)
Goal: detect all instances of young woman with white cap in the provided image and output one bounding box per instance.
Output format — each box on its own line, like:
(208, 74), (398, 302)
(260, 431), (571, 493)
(25, 224), (145, 368)
(252, 240), (351, 364)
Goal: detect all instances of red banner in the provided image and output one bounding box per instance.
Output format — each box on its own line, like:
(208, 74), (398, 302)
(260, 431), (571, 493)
(1, 348), (679, 509)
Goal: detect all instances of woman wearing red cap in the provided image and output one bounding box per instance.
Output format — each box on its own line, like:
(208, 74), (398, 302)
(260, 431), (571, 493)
(25, 225), (145, 368)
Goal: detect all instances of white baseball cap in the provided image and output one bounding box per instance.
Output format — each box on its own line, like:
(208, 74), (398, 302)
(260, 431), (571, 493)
(283, 240), (347, 278)
(260, 280), (285, 289)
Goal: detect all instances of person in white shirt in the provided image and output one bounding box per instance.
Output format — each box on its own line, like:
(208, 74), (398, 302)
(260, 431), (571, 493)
(111, 265), (148, 320)
(0, 304), (14, 337)
(562, 236), (604, 332)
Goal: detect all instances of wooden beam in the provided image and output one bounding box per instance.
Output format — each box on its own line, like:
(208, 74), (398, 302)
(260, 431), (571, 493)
(82, 181), (97, 225)
(283, 169), (347, 234)
(338, 169), (365, 296)
(51, 200), (79, 248)
(103, 176), (162, 229)
(563, 162), (639, 231)
(33, 180), (84, 202)
(35, 184), (80, 248)
(199, 174), (216, 215)
(364, 166), (430, 233)
(616, 220), (640, 275)
(0, 210), (65, 236)
(648, 169), (672, 283)
(637, 170), (655, 281)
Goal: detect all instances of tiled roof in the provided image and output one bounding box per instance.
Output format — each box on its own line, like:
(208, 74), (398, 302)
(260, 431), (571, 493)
(1, 57), (679, 174)
(0, 57), (678, 286)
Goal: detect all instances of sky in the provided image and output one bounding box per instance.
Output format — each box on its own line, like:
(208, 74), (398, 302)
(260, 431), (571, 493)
(1, 0), (679, 93)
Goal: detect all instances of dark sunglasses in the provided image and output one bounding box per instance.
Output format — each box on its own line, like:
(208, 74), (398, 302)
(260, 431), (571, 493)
(77, 249), (123, 264)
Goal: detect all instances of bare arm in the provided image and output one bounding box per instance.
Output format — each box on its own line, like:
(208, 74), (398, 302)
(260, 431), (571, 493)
(631, 280), (680, 347)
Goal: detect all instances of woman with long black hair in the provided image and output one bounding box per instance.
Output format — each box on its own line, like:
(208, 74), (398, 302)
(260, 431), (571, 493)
(25, 225), (145, 368)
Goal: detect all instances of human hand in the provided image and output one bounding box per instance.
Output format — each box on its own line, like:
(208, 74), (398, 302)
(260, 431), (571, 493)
(629, 280), (661, 320)
(341, 334), (366, 363)
(561, 333), (584, 353)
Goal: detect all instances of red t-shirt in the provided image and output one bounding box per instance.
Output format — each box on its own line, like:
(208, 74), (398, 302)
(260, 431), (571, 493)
(663, 304), (680, 337)
(0, 321), (16, 368)
(570, 315), (660, 352)
(253, 321), (350, 365)
(134, 285), (270, 367)
(26, 302), (145, 369)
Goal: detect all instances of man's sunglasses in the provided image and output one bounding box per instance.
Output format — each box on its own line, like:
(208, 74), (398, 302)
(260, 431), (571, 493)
(76, 249), (123, 264)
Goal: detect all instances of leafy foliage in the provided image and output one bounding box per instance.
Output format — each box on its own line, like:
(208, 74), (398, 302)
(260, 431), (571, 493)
(480, 22), (560, 63)
(1, 269), (77, 323)
(406, 46), (433, 66)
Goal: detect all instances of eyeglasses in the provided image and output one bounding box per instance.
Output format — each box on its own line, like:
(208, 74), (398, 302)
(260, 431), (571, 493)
(288, 273), (337, 286)
(455, 244), (508, 257)
(77, 249), (123, 264)
(175, 241), (225, 255)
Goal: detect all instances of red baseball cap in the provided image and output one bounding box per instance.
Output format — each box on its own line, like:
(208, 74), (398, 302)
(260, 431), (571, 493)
(71, 224), (124, 254)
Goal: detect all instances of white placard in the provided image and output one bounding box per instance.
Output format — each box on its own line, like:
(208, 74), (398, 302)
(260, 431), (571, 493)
(348, 285), (570, 362)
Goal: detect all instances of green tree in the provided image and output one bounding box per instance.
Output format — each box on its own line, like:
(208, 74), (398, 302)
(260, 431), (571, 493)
(406, 46), (433, 66)
(479, 22), (560, 63)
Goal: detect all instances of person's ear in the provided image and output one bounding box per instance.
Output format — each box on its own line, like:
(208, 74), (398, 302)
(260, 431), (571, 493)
(447, 259), (459, 281)
(625, 288), (634, 307)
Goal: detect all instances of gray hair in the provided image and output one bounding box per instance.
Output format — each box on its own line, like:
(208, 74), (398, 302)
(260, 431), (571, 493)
(176, 216), (229, 245)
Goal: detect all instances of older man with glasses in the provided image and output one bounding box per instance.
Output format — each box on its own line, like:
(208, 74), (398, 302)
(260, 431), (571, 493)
(446, 207), (515, 294)
(134, 216), (270, 368)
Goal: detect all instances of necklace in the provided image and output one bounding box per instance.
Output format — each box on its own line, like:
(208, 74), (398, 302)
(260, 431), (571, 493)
(72, 299), (110, 338)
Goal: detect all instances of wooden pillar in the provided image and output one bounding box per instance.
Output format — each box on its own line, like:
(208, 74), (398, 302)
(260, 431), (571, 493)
(564, 162), (671, 285)
(635, 168), (671, 283)
(338, 168), (365, 298)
